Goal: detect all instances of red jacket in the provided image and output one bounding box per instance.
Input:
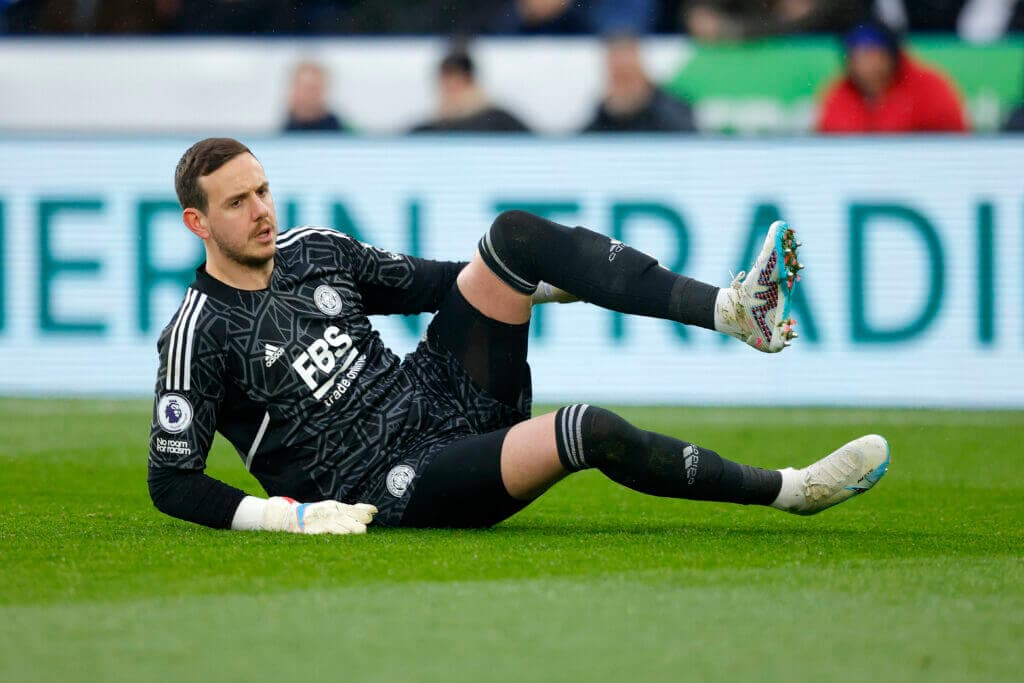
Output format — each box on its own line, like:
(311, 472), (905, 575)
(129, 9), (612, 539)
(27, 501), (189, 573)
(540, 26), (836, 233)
(816, 54), (969, 133)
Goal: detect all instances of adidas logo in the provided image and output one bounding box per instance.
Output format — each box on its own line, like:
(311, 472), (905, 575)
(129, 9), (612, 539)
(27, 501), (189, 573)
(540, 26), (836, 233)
(264, 343), (286, 368)
(608, 238), (625, 262)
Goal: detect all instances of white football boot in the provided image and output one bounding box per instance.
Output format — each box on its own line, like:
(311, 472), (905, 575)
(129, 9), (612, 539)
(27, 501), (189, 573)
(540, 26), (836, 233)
(773, 435), (891, 515)
(716, 220), (801, 352)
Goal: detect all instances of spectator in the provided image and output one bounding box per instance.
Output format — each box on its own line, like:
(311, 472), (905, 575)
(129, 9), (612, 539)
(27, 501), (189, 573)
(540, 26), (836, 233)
(682, 0), (869, 41)
(583, 35), (696, 133)
(3, 0), (91, 32)
(411, 49), (531, 133)
(875, 0), (1023, 42)
(3, 0), (179, 34)
(283, 61), (346, 133)
(174, 0), (298, 34)
(1002, 104), (1024, 131)
(816, 23), (969, 133)
(486, 0), (660, 35)
(1000, 53), (1024, 131)
(310, 0), (500, 35)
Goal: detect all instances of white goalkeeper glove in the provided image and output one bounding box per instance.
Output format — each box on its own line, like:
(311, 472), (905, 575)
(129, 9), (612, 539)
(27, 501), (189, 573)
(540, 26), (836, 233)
(232, 496), (377, 535)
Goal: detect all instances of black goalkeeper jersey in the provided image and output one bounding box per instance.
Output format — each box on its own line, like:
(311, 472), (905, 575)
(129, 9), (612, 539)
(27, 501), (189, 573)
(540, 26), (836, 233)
(147, 227), (469, 528)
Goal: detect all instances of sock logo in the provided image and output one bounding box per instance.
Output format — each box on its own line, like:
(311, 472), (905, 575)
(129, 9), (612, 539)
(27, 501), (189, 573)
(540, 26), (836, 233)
(682, 445), (700, 485)
(608, 239), (625, 262)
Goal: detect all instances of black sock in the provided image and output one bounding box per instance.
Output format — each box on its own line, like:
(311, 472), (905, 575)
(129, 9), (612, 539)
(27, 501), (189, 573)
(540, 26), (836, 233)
(555, 405), (782, 506)
(479, 210), (719, 330)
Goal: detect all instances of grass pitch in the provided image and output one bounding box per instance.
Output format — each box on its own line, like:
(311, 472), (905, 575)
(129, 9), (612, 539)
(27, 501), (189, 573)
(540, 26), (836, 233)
(0, 399), (1021, 683)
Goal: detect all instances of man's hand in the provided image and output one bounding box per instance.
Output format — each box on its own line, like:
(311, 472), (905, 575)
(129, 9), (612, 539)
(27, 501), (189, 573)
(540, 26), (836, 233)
(262, 496), (377, 535)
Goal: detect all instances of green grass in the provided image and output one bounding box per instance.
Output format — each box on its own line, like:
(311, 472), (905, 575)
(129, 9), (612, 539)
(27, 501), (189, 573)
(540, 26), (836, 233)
(1, 399), (1022, 683)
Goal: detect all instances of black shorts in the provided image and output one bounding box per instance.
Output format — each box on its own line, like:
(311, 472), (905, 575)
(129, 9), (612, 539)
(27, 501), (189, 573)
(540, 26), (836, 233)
(397, 285), (533, 528)
(400, 427), (529, 528)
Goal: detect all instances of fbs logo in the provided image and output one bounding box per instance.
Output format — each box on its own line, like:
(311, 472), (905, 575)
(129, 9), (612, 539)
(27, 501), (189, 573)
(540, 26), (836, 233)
(264, 343), (286, 368)
(292, 325), (362, 400)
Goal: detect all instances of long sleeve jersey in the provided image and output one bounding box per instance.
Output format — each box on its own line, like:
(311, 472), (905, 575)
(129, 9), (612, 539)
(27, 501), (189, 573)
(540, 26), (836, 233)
(147, 227), (465, 528)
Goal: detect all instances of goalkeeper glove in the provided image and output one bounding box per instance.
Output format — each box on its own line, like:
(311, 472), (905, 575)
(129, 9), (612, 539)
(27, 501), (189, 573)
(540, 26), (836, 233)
(260, 496), (377, 535)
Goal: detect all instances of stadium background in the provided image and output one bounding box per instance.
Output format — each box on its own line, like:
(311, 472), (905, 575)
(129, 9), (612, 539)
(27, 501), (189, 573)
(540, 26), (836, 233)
(1, 3), (1023, 683)
(1, 34), (1022, 406)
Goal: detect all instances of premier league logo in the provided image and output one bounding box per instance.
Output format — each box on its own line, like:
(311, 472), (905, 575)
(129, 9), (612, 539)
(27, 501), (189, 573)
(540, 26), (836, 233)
(157, 394), (193, 434)
(165, 401), (182, 423)
(314, 285), (343, 316)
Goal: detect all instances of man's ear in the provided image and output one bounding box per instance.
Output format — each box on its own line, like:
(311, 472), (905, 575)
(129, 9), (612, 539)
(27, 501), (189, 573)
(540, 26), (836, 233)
(182, 208), (210, 240)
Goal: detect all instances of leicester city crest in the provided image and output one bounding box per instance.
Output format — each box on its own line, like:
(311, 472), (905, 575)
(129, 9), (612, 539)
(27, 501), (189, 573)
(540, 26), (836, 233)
(157, 393), (193, 434)
(314, 285), (343, 316)
(386, 464), (415, 498)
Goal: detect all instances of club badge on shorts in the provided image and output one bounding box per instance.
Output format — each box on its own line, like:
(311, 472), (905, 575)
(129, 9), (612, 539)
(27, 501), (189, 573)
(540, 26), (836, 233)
(157, 393), (193, 434)
(314, 285), (343, 316)
(386, 464), (415, 498)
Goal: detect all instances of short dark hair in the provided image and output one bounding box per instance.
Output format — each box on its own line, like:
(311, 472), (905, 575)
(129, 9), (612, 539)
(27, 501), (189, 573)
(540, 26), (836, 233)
(174, 137), (254, 211)
(439, 50), (474, 80)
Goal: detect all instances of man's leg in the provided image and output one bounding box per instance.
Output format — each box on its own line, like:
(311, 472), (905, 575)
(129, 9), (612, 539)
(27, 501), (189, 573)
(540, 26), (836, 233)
(499, 407), (890, 516)
(470, 209), (801, 352)
(409, 215), (885, 526)
(500, 409), (780, 506)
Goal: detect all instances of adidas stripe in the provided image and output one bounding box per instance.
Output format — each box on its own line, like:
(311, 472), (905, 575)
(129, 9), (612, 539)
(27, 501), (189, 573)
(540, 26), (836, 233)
(276, 226), (351, 250)
(557, 403), (590, 471)
(166, 288), (208, 391)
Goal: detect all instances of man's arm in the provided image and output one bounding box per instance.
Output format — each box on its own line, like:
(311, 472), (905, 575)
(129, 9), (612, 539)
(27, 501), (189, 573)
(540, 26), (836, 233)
(148, 468), (247, 529)
(357, 253), (468, 316)
(148, 290), (245, 529)
(148, 288), (377, 534)
(348, 235), (577, 314)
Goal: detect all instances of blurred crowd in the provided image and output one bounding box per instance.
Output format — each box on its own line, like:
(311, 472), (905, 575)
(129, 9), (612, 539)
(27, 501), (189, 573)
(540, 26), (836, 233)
(4, 1), (1024, 133)
(288, 26), (1002, 135)
(3, 0), (1024, 39)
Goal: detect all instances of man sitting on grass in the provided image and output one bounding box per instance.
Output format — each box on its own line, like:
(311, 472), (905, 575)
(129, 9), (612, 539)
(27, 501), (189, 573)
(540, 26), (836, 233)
(148, 138), (889, 534)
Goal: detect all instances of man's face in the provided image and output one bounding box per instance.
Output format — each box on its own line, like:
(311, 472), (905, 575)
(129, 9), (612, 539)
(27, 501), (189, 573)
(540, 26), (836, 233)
(848, 46), (897, 100)
(290, 66), (327, 121)
(196, 153), (277, 268)
(605, 39), (651, 114)
(439, 71), (471, 106)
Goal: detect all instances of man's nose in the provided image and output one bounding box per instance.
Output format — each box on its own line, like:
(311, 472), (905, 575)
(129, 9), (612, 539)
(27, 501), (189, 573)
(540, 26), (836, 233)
(252, 193), (269, 218)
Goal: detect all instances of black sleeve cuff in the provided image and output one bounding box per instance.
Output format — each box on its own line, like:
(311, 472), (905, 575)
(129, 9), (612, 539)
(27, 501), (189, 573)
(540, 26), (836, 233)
(148, 466), (249, 530)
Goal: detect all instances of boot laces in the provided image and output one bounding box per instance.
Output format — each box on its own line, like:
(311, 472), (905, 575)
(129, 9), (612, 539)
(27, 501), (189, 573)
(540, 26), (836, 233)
(803, 452), (857, 503)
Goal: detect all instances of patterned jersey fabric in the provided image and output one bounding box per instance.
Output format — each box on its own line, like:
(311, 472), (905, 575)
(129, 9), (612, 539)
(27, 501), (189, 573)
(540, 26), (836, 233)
(148, 227), (473, 526)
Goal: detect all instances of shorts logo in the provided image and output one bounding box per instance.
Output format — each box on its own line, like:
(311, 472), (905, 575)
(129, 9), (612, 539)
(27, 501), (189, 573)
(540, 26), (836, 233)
(314, 285), (343, 316)
(386, 464), (415, 498)
(157, 394), (193, 434)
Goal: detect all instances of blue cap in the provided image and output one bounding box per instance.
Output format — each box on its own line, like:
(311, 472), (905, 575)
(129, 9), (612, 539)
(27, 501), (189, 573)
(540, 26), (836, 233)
(844, 24), (901, 57)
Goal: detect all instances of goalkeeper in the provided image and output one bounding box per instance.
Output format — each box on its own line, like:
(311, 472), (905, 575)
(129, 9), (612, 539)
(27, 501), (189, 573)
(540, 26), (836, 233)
(148, 138), (889, 535)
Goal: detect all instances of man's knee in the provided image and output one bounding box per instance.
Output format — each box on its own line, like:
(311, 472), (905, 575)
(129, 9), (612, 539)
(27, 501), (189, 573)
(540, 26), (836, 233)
(554, 404), (646, 472)
(479, 210), (551, 294)
(481, 210), (662, 302)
